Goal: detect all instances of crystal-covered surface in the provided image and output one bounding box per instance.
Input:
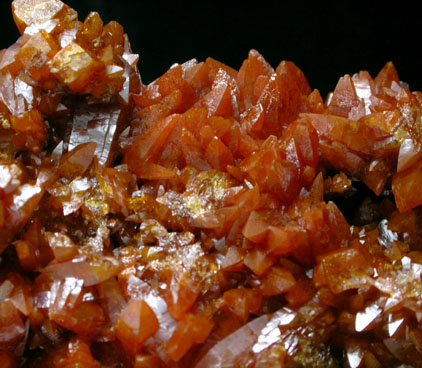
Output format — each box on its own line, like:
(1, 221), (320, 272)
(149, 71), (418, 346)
(0, 0), (422, 366)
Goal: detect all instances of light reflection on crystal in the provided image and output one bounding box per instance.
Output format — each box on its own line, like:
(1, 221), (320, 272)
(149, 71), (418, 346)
(122, 53), (139, 67)
(14, 77), (34, 110)
(51, 141), (64, 162)
(0, 163), (22, 194)
(306, 268), (313, 278)
(402, 256), (411, 271)
(195, 314), (270, 368)
(283, 332), (299, 355)
(118, 59), (131, 104)
(57, 277), (84, 309)
(69, 105), (122, 166)
(0, 72), (19, 115)
(397, 138), (422, 172)
(59, 28), (78, 48)
(355, 303), (382, 332)
(82, 292), (95, 302)
(373, 268), (379, 278)
(212, 237), (226, 252)
(105, 65), (124, 76)
(125, 276), (177, 363)
(70, 178), (92, 193)
(347, 347), (364, 368)
(62, 199), (83, 216)
(2, 0), (422, 364)
(388, 314), (404, 337)
(378, 219), (398, 248)
(0, 41), (21, 71)
(180, 243), (204, 268)
(11, 184), (42, 210)
(384, 297), (401, 312)
(411, 263), (422, 281)
(24, 19), (59, 35)
(352, 71), (374, 115)
(46, 256), (119, 287)
(33, 291), (51, 309)
(0, 280), (14, 301)
(48, 280), (60, 308)
(252, 308), (296, 353)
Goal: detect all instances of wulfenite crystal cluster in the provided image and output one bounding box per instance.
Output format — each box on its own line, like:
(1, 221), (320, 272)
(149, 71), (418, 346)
(1, 0), (422, 367)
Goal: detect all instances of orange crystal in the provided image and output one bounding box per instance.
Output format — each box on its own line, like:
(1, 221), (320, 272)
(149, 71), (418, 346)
(0, 0), (422, 367)
(114, 299), (159, 354)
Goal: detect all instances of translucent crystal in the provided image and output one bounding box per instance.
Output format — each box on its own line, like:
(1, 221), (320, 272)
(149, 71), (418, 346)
(355, 303), (382, 332)
(1, 0), (422, 366)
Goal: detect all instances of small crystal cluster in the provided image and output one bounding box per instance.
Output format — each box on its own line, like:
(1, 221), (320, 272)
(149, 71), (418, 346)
(1, 0), (422, 367)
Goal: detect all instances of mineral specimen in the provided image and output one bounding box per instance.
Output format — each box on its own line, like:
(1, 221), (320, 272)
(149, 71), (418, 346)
(1, 0), (422, 367)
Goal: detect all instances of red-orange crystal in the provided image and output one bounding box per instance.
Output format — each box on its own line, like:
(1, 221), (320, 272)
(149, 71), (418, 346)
(1, 0), (422, 367)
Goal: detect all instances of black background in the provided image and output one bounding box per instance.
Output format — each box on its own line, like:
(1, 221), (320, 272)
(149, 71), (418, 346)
(1, 0), (421, 99)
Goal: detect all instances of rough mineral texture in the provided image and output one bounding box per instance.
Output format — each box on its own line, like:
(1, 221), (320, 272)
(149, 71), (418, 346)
(1, 0), (422, 367)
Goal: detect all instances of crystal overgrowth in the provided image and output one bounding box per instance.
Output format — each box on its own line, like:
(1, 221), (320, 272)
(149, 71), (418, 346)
(1, 0), (422, 366)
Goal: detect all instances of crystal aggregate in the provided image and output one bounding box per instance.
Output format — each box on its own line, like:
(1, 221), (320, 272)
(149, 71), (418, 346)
(1, 0), (422, 367)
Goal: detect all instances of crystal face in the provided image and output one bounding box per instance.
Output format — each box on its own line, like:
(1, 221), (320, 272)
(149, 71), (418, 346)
(1, 0), (422, 367)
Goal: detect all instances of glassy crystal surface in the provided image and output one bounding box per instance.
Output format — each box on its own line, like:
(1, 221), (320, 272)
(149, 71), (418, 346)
(1, 0), (422, 367)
